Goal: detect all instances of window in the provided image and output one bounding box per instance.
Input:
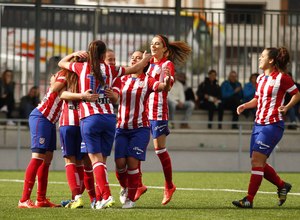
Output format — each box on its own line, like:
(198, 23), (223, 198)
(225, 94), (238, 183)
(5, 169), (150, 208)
(225, 3), (265, 25)
(288, 0), (300, 25)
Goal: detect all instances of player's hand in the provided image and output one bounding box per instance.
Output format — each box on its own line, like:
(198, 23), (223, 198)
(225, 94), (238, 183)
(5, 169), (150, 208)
(82, 89), (99, 102)
(278, 105), (288, 115)
(237, 104), (246, 115)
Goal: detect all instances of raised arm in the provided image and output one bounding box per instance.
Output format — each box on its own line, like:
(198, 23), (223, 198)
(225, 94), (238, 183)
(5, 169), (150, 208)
(124, 51), (151, 75)
(58, 51), (88, 70)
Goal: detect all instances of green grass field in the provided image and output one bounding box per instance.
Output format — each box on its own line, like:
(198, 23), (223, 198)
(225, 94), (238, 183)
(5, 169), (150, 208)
(0, 171), (300, 219)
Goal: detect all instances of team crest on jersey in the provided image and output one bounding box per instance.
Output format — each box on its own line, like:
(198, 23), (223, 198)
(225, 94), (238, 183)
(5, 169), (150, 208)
(39, 137), (45, 144)
(269, 79), (276, 86)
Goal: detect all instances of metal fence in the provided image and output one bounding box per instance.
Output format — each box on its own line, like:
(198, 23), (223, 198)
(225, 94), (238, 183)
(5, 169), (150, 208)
(1, 3), (300, 102)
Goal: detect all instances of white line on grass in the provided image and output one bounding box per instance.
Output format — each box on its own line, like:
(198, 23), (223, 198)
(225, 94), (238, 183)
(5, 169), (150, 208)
(1, 178), (300, 196)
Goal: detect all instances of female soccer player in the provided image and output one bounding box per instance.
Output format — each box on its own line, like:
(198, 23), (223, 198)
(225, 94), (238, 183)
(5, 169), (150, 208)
(18, 70), (66, 208)
(115, 50), (170, 208)
(138, 34), (191, 205)
(232, 47), (300, 208)
(58, 65), (99, 209)
(58, 40), (151, 209)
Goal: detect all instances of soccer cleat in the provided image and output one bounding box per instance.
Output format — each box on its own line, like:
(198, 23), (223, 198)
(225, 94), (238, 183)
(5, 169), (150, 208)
(60, 199), (72, 207)
(119, 187), (128, 205)
(134, 185), (147, 201)
(90, 198), (97, 209)
(122, 199), (135, 209)
(232, 196), (253, 208)
(35, 198), (61, 208)
(278, 182), (292, 206)
(96, 196), (115, 209)
(162, 185), (176, 205)
(70, 198), (83, 209)
(95, 200), (102, 209)
(18, 199), (37, 208)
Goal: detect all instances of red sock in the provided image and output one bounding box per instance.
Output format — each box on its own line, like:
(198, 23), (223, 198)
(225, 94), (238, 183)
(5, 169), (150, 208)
(127, 169), (139, 201)
(76, 165), (85, 194)
(65, 163), (80, 199)
(84, 166), (96, 202)
(156, 148), (174, 189)
(95, 184), (102, 201)
(93, 162), (111, 200)
(264, 163), (284, 188)
(37, 162), (50, 202)
(20, 158), (44, 202)
(247, 167), (264, 202)
(116, 168), (127, 188)
(137, 161), (143, 187)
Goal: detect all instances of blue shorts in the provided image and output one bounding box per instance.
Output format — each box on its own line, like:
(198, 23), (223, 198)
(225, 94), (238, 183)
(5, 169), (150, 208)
(80, 114), (116, 156)
(59, 125), (83, 160)
(29, 108), (57, 154)
(250, 121), (284, 157)
(114, 127), (150, 161)
(149, 120), (170, 139)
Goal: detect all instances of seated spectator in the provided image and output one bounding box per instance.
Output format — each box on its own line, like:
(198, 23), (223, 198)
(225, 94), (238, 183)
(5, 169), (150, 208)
(168, 72), (195, 129)
(242, 73), (259, 119)
(285, 72), (300, 129)
(0, 69), (16, 126)
(197, 69), (223, 129)
(176, 71), (196, 103)
(19, 86), (40, 122)
(221, 70), (243, 129)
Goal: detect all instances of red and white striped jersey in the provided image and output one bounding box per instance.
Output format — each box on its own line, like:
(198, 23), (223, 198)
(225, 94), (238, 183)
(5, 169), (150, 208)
(255, 71), (299, 125)
(117, 74), (160, 129)
(69, 62), (124, 119)
(146, 57), (175, 120)
(59, 100), (80, 126)
(36, 71), (66, 124)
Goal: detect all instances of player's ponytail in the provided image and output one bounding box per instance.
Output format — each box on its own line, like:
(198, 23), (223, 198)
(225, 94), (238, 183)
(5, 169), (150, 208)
(88, 40), (106, 86)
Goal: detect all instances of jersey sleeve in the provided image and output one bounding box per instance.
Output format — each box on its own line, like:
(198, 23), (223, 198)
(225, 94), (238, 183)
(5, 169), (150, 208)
(114, 66), (126, 77)
(56, 70), (67, 85)
(165, 61), (175, 87)
(112, 76), (121, 94)
(147, 76), (160, 92)
(282, 74), (299, 96)
(69, 62), (83, 77)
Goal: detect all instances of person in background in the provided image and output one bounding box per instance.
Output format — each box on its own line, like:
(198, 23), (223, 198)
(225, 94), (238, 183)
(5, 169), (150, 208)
(19, 86), (40, 122)
(197, 69), (223, 129)
(242, 73), (259, 119)
(232, 47), (300, 208)
(0, 69), (16, 125)
(168, 72), (195, 129)
(221, 70), (243, 129)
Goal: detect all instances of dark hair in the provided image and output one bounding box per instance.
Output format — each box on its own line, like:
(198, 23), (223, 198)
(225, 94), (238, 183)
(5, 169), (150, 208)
(155, 34), (192, 66)
(249, 73), (259, 82)
(88, 40), (107, 86)
(266, 47), (290, 72)
(208, 69), (217, 75)
(47, 56), (61, 75)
